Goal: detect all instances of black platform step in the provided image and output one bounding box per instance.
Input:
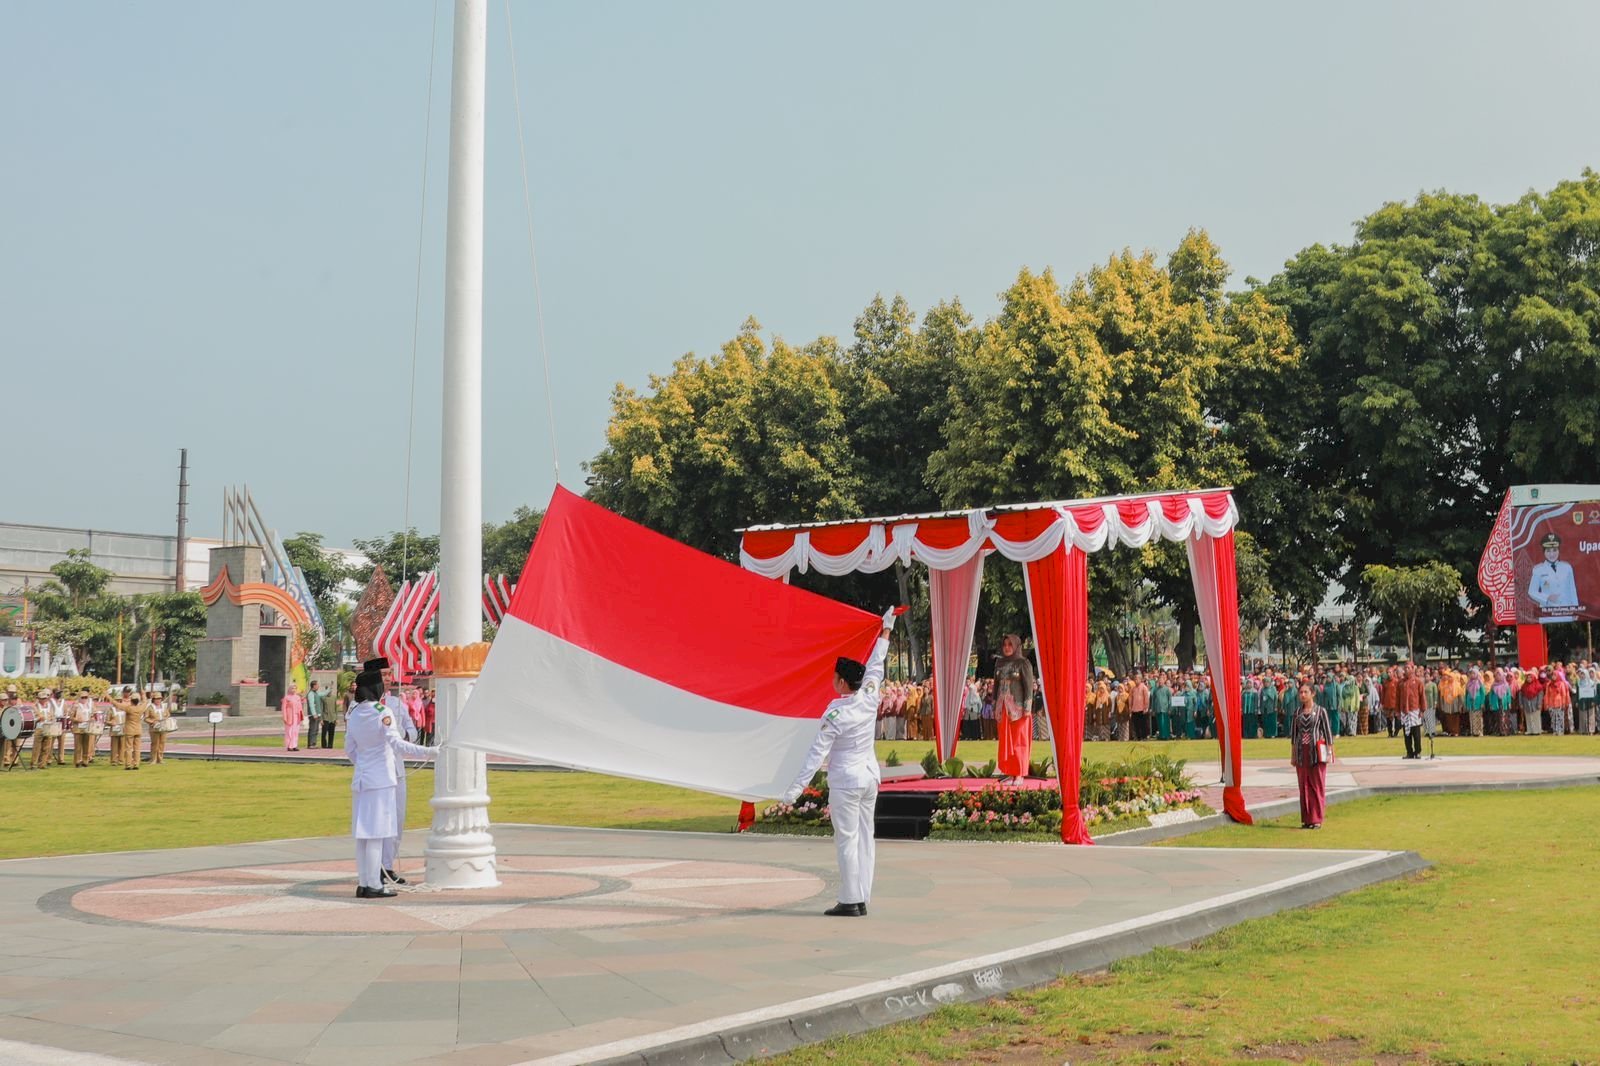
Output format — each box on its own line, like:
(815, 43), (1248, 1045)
(875, 790), (938, 839)
(875, 815), (931, 840)
(876, 792), (938, 818)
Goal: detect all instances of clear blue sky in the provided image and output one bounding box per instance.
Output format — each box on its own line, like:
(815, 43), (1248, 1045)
(4, 1), (1595, 546)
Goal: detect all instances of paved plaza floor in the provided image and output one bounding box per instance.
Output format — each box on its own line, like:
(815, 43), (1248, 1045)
(8, 754), (1597, 1064)
(0, 823), (1420, 1066)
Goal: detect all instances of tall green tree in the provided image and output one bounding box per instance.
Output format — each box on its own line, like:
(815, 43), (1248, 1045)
(931, 236), (1298, 669)
(283, 532), (350, 622)
(1362, 561), (1461, 662)
(483, 506), (545, 580)
(350, 529), (441, 587)
(585, 317), (862, 557)
(27, 551), (120, 676)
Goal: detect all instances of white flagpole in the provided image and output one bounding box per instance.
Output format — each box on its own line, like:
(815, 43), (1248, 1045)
(425, 0), (498, 889)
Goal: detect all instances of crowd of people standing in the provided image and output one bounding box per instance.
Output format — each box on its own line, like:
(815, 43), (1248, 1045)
(280, 682), (437, 751)
(869, 658), (1600, 756)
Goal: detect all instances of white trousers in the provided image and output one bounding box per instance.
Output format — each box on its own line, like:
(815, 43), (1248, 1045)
(830, 782), (878, 905)
(357, 837), (384, 888)
(383, 770), (408, 869)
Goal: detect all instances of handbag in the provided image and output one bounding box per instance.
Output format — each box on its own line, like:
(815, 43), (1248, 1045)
(1316, 740), (1331, 764)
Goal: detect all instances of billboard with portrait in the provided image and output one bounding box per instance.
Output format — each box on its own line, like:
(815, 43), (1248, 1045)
(1507, 491), (1600, 624)
(1480, 485), (1600, 627)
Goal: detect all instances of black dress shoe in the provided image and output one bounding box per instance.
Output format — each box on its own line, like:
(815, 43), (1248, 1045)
(381, 869), (407, 885)
(356, 885), (398, 899)
(823, 902), (864, 917)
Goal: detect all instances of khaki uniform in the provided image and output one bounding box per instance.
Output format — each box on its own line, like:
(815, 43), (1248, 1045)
(109, 700), (145, 769)
(72, 699), (96, 766)
(107, 707), (125, 765)
(147, 700), (169, 763)
(31, 701), (59, 768)
(42, 698), (67, 764)
(0, 694), (20, 768)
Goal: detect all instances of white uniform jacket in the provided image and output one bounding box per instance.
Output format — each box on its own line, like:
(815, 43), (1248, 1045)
(783, 636), (890, 799)
(346, 701), (433, 791)
(1528, 559), (1579, 621)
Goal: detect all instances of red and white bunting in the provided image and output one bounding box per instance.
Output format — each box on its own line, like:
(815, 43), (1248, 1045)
(409, 580), (440, 674)
(373, 580), (411, 679)
(396, 572), (438, 677)
(482, 573), (515, 625)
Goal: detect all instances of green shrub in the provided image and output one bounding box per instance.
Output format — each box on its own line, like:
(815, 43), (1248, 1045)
(2, 677), (113, 700)
(885, 749), (901, 767)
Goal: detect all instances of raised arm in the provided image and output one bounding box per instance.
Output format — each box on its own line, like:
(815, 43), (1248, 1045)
(861, 607), (900, 692)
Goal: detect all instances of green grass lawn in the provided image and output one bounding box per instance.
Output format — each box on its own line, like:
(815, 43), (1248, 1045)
(0, 759), (741, 860)
(770, 786), (1600, 1066)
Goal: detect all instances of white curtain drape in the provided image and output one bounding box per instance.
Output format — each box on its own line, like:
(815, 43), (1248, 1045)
(928, 552), (985, 761)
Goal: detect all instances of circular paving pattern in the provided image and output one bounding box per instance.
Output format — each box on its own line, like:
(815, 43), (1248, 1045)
(63, 855), (826, 934)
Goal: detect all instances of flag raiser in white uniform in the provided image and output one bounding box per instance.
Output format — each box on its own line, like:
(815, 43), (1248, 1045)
(781, 608), (898, 915)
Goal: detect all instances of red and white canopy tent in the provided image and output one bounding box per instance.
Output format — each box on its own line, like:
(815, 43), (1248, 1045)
(738, 488), (1254, 843)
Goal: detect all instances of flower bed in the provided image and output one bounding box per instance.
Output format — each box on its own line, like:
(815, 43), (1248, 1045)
(929, 754), (1205, 837)
(751, 783), (830, 833)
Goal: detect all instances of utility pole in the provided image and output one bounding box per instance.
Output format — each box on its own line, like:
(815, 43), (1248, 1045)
(175, 449), (190, 592)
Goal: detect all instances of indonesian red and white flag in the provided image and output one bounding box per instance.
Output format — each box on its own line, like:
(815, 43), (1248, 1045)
(450, 487), (884, 799)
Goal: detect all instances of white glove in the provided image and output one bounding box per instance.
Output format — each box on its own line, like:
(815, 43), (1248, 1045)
(780, 788), (801, 805)
(882, 607), (900, 630)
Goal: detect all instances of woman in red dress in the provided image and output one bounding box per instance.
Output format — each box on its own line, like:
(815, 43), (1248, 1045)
(1289, 683), (1334, 829)
(993, 634), (1036, 784)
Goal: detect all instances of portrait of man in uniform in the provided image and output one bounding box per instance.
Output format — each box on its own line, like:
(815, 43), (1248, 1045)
(1526, 532), (1579, 622)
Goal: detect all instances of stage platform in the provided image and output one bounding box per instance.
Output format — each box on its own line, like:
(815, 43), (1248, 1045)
(876, 773), (1052, 839)
(0, 823), (1421, 1066)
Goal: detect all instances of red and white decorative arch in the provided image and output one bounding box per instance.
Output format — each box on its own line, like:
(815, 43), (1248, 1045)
(738, 489), (1252, 843)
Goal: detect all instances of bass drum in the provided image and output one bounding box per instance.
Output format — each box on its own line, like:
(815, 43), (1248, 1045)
(0, 706), (38, 742)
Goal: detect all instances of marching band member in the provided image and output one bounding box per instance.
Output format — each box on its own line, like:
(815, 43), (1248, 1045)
(0, 685), (19, 769)
(345, 660), (438, 898)
(147, 689), (170, 764)
(107, 687), (146, 770)
(781, 607), (899, 918)
(72, 688), (96, 767)
(45, 688), (68, 765)
(106, 693), (126, 767)
(30, 689), (58, 769)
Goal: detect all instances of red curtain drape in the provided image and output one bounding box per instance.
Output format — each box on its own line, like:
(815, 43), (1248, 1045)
(1517, 624), (1548, 669)
(1187, 531), (1253, 825)
(1025, 544), (1093, 845)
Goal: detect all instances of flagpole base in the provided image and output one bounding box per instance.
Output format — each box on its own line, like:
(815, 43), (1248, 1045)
(424, 661), (499, 889)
